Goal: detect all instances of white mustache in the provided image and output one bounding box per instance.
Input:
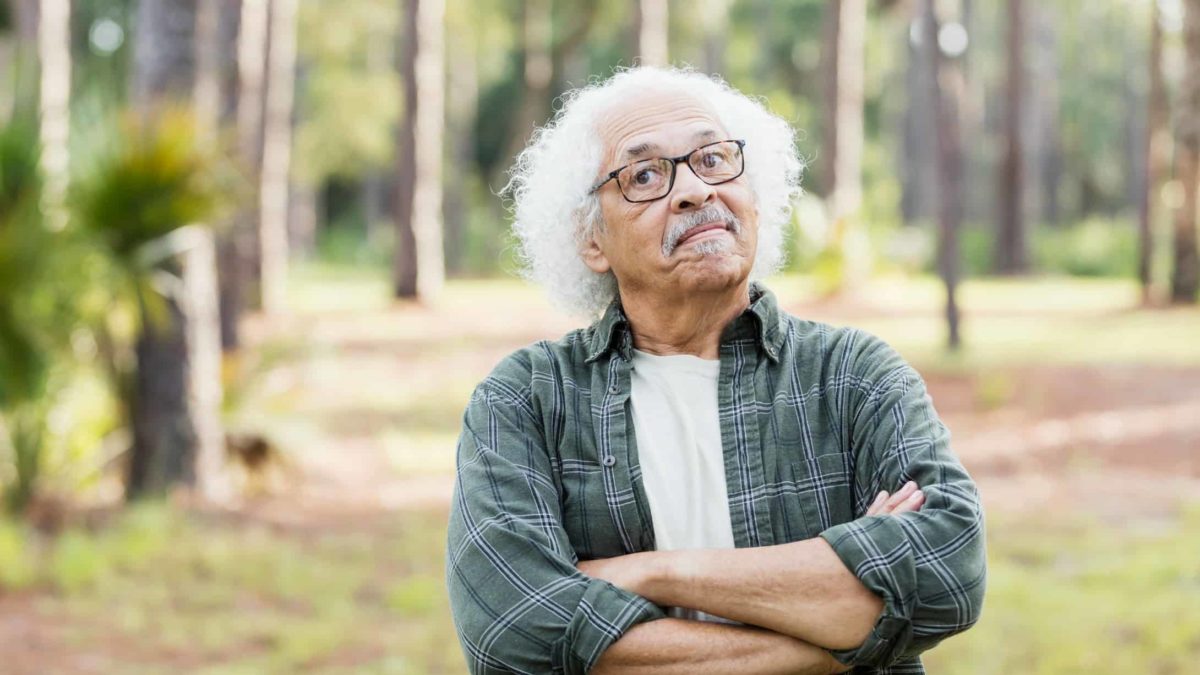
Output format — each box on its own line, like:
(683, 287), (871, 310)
(661, 205), (742, 257)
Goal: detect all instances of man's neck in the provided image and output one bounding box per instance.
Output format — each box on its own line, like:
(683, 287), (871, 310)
(620, 281), (752, 360)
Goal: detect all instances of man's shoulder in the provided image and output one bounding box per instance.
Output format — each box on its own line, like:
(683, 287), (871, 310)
(476, 328), (595, 398)
(773, 310), (910, 383)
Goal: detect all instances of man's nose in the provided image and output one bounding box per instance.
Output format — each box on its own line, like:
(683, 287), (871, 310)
(669, 163), (717, 211)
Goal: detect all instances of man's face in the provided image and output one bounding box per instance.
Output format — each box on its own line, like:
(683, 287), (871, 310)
(582, 89), (758, 299)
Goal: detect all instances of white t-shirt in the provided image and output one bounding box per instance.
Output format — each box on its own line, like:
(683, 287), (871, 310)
(629, 348), (739, 624)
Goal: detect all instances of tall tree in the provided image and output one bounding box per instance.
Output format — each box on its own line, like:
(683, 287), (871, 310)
(925, 0), (963, 350)
(1174, 0), (1200, 303)
(1143, 0), (1169, 305)
(901, 11), (937, 226)
(126, 0), (225, 500)
(132, 0), (197, 105)
(995, 0), (1027, 274)
(37, 0), (68, 228)
(195, 0), (247, 350)
(230, 0), (268, 328)
(393, 0), (445, 300)
(822, 0), (865, 223)
(259, 0), (298, 314)
(699, 0), (729, 75)
(637, 0), (668, 66)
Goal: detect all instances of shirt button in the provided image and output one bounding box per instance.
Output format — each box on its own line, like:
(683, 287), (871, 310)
(609, 383), (619, 394)
(602, 455), (617, 467)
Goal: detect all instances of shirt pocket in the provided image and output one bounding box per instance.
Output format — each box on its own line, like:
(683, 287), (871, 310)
(786, 452), (855, 539)
(559, 458), (610, 560)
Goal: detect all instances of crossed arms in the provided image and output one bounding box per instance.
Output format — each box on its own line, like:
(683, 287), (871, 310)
(585, 480), (921, 667)
(586, 484), (927, 675)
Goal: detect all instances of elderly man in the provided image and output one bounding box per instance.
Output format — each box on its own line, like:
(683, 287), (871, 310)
(446, 67), (986, 675)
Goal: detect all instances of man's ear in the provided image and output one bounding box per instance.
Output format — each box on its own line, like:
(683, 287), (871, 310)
(580, 235), (611, 274)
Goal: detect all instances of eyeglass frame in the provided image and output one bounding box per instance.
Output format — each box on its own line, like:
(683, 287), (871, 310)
(587, 138), (747, 204)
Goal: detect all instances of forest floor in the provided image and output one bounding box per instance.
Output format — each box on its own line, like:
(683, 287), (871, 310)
(2, 266), (1198, 674)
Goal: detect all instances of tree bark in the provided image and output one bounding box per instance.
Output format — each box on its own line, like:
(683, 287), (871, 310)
(126, 1), (226, 500)
(393, 0), (445, 300)
(901, 12), (936, 226)
(995, 0), (1028, 274)
(1173, 0), (1200, 303)
(132, 0), (197, 105)
(926, 0), (962, 350)
(699, 0), (729, 75)
(822, 0), (865, 222)
(237, 0), (269, 301)
(259, 0), (298, 314)
(443, 1), (478, 276)
(37, 0), (68, 228)
(1142, 1), (1168, 305)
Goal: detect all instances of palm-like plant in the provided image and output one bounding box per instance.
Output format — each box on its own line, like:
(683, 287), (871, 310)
(72, 109), (231, 498)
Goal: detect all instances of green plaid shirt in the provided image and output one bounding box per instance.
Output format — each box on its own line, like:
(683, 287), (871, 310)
(446, 283), (986, 674)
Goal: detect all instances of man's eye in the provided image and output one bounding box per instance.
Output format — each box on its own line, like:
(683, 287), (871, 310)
(634, 168), (660, 185)
(701, 152), (726, 168)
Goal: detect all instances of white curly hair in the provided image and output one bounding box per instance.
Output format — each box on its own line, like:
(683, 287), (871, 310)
(507, 66), (804, 318)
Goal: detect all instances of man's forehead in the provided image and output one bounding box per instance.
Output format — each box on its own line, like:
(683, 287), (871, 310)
(598, 91), (727, 163)
(620, 129), (720, 161)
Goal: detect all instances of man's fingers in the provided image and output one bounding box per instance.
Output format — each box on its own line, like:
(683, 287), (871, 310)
(882, 481), (917, 511)
(890, 489), (925, 515)
(866, 490), (889, 516)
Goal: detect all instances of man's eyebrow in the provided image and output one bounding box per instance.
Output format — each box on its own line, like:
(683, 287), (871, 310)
(623, 142), (659, 161)
(622, 130), (721, 162)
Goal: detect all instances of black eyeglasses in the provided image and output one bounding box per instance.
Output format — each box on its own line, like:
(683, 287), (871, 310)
(589, 139), (746, 203)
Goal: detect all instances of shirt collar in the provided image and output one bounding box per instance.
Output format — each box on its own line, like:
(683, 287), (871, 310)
(584, 281), (786, 364)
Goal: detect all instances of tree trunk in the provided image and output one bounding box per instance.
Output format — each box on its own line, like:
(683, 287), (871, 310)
(37, 0), (68, 227)
(699, 0), (728, 75)
(1173, 0), (1200, 303)
(822, 0), (865, 222)
(926, 0), (962, 350)
(444, 2), (478, 277)
(259, 0), (298, 315)
(1142, 1), (1168, 305)
(393, 0), (445, 300)
(132, 0), (197, 105)
(638, 0), (668, 66)
(901, 12), (937, 226)
(237, 0), (269, 297)
(197, 0), (249, 351)
(995, 0), (1028, 274)
(127, 2), (226, 500)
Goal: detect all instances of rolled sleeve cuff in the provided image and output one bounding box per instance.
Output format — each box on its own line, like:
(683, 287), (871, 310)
(552, 578), (665, 674)
(819, 516), (917, 668)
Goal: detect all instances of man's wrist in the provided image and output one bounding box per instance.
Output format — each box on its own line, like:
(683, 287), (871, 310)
(636, 548), (693, 606)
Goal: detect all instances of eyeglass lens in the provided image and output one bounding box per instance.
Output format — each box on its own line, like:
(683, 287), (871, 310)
(616, 140), (743, 202)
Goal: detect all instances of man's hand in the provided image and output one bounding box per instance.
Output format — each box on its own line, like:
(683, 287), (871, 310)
(865, 480), (925, 516)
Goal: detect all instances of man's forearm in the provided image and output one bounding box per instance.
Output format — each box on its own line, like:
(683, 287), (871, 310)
(592, 618), (847, 675)
(645, 537), (883, 649)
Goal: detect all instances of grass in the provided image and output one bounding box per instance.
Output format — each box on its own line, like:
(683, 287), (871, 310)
(0, 503), (465, 674)
(3, 502), (1197, 673)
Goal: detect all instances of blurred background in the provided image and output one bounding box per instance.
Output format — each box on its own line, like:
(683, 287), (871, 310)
(0, 0), (1197, 672)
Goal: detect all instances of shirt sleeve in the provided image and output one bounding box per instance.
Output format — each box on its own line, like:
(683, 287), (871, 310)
(817, 334), (987, 669)
(446, 381), (665, 674)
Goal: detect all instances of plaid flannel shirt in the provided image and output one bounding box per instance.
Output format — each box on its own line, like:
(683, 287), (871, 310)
(446, 283), (987, 674)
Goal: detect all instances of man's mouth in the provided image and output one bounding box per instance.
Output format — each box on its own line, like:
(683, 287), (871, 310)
(676, 221), (730, 246)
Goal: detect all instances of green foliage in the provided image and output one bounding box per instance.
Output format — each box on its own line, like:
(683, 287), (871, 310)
(71, 110), (226, 263)
(1033, 216), (1138, 278)
(934, 217), (1137, 279)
